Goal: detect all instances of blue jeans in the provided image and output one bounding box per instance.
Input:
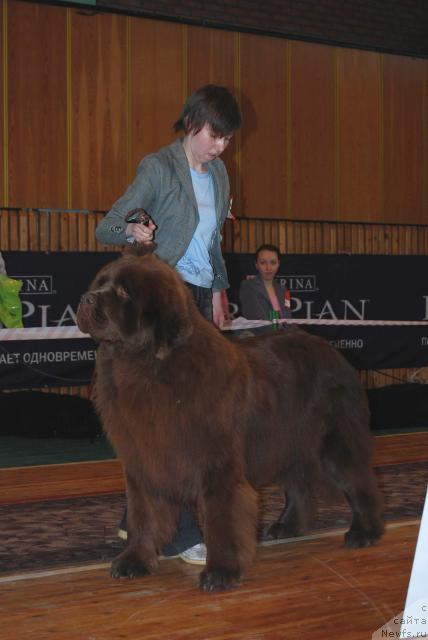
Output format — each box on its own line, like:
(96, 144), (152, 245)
(185, 281), (213, 322)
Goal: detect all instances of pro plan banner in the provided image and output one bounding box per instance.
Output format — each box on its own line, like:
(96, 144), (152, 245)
(3, 251), (120, 328)
(224, 253), (428, 322)
(1, 250), (428, 388)
(224, 252), (428, 371)
(0, 251), (119, 389)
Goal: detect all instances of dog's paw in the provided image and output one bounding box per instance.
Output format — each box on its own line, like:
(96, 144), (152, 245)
(111, 553), (150, 579)
(344, 527), (383, 549)
(262, 522), (300, 541)
(199, 568), (240, 592)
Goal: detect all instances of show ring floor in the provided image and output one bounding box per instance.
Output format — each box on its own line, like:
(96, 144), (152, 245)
(0, 457), (427, 577)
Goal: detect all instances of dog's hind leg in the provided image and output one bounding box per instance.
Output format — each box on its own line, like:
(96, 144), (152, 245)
(263, 462), (317, 540)
(342, 472), (385, 548)
(321, 430), (384, 548)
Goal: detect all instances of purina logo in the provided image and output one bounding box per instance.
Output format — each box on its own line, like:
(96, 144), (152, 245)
(277, 274), (318, 293)
(15, 275), (55, 295)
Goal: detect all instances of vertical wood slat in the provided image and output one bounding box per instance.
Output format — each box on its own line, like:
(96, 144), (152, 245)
(221, 215), (428, 256)
(0, 0), (5, 208)
(336, 49), (382, 221)
(383, 55), (426, 223)
(28, 211), (39, 251)
(290, 41), (336, 219)
(0, 209), (124, 251)
(7, 2), (68, 208)
(38, 211), (50, 251)
(70, 10), (128, 211)
(78, 213), (87, 251)
(239, 33), (288, 217)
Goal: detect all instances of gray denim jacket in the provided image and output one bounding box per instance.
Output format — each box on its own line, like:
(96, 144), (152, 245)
(96, 139), (230, 292)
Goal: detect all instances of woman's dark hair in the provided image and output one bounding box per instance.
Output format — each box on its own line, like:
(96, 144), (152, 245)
(255, 244), (281, 261)
(174, 84), (241, 136)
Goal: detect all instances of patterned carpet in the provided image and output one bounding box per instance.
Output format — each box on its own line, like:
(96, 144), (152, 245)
(1, 461), (427, 576)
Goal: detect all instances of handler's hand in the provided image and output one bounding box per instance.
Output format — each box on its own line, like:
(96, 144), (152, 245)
(126, 219), (157, 244)
(212, 291), (227, 328)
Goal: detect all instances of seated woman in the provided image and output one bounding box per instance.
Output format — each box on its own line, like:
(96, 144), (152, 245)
(239, 244), (291, 320)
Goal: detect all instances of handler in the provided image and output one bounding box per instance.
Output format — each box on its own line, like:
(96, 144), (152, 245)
(96, 84), (241, 564)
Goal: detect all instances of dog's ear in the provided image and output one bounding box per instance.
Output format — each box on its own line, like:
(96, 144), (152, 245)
(153, 282), (194, 360)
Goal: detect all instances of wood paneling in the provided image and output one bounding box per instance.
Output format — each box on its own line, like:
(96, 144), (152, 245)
(0, 1), (4, 206)
(222, 217), (428, 255)
(240, 33), (287, 218)
(0, 208), (114, 251)
(2, 2), (428, 224)
(187, 26), (236, 97)
(383, 55), (426, 224)
(130, 18), (183, 173)
(5, 208), (423, 256)
(337, 49), (382, 221)
(289, 41), (335, 220)
(186, 26), (240, 214)
(70, 9), (128, 211)
(7, 1), (68, 208)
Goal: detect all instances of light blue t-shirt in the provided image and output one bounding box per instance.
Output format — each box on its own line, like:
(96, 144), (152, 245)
(175, 168), (217, 288)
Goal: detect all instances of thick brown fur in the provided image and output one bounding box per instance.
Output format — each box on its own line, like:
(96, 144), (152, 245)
(77, 247), (384, 592)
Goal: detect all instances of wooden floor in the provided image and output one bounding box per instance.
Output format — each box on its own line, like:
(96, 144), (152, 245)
(0, 432), (426, 640)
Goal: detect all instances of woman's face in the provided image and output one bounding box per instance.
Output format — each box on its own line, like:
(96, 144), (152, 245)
(255, 250), (280, 282)
(185, 123), (232, 167)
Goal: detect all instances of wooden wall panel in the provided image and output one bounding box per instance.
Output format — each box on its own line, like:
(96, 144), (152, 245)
(289, 41), (335, 220)
(7, 1), (67, 208)
(186, 26), (240, 215)
(383, 55), (426, 224)
(3, 1), (428, 225)
(186, 26), (236, 95)
(425, 61), (428, 222)
(221, 217), (428, 255)
(337, 49), (382, 221)
(0, 208), (114, 251)
(130, 18), (183, 175)
(70, 10), (128, 211)
(4, 208), (427, 256)
(0, 1), (4, 206)
(239, 33), (287, 218)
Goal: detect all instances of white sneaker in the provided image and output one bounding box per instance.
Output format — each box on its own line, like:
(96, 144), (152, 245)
(117, 527), (127, 541)
(179, 543), (207, 565)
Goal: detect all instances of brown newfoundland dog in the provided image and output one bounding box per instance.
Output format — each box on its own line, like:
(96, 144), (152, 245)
(77, 247), (384, 592)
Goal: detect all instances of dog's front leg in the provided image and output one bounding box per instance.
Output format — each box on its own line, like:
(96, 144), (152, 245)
(111, 475), (179, 579)
(199, 472), (258, 592)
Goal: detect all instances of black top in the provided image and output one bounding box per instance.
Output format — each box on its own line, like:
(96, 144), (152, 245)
(239, 274), (291, 320)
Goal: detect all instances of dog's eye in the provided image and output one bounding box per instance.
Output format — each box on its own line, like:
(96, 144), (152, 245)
(93, 276), (106, 289)
(116, 285), (130, 300)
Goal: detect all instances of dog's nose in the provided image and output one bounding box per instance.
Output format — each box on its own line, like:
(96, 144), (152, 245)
(80, 292), (97, 305)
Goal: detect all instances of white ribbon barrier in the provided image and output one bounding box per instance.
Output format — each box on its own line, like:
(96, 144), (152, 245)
(0, 326), (89, 341)
(1, 317), (428, 341)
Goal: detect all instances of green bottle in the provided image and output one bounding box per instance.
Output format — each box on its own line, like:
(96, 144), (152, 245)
(269, 309), (280, 330)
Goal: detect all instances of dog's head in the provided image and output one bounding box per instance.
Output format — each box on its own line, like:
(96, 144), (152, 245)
(76, 247), (194, 358)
